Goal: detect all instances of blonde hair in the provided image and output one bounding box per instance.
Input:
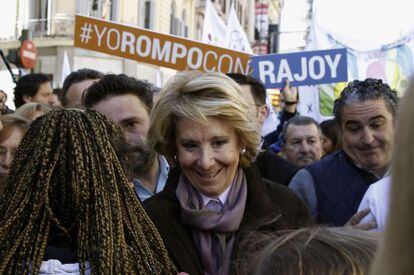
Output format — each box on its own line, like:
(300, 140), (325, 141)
(369, 79), (413, 275)
(239, 227), (377, 275)
(148, 71), (260, 166)
(0, 114), (30, 143)
(15, 102), (52, 121)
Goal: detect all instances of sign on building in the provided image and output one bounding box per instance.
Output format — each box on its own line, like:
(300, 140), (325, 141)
(74, 15), (251, 74)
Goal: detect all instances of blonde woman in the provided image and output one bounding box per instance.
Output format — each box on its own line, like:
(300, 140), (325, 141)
(144, 71), (311, 275)
(0, 114), (30, 193)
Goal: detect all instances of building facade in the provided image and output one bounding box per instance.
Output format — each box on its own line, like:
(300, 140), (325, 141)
(0, 0), (258, 108)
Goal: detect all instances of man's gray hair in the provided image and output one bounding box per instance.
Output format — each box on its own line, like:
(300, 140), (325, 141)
(280, 116), (321, 144)
(333, 78), (399, 124)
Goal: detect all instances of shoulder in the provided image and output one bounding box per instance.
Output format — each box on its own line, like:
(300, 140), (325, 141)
(143, 188), (179, 219)
(360, 176), (392, 204)
(264, 178), (308, 211)
(371, 176), (392, 192)
(143, 172), (181, 223)
(263, 177), (301, 200)
(257, 177), (313, 227)
(256, 149), (294, 167)
(244, 165), (306, 206)
(308, 150), (344, 170)
(39, 260), (91, 275)
(289, 168), (315, 193)
(255, 150), (299, 185)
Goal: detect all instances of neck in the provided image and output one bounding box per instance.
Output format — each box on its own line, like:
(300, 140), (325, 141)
(136, 157), (159, 193)
(372, 166), (388, 179)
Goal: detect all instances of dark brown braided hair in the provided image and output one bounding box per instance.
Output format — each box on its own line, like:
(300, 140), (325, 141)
(0, 109), (176, 274)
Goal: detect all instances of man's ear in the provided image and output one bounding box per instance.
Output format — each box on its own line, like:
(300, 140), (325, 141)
(257, 104), (269, 125)
(22, 95), (32, 103)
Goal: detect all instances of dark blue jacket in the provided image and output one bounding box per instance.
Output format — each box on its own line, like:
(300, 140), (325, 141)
(306, 150), (379, 226)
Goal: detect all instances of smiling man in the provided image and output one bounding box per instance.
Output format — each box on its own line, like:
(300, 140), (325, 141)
(289, 79), (398, 226)
(83, 74), (168, 202)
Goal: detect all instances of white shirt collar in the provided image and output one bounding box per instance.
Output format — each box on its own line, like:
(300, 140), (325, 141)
(199, 182), (232, 207)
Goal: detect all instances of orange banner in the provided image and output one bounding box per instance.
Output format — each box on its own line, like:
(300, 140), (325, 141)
(74, 15), (251, 74)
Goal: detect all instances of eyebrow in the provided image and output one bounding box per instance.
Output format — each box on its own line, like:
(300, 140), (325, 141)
(345, 115), (387, 126)
(369, 115), (386, 121)
(178, 135), (229, 142)
(120, 116), (140, 123)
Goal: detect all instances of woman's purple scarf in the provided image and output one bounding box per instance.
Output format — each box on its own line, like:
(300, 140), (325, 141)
(175, 168), (247, 275)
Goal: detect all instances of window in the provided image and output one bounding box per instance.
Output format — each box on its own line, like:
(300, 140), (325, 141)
(144, 1), (151, 29)
(138, 0), (155, 29)
(182, 10), (188, 37)
(196, 14), (203, 40)
(110, 0), (118, 21)
(170, 1), (177, 34)
(29, 0), (50, 36)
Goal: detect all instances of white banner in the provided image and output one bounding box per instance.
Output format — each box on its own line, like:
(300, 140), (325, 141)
(224, 4), (252, 53)
(299, 2), (414, 122)
(201, 0), (227, 47)
(60, 50), (72, 87)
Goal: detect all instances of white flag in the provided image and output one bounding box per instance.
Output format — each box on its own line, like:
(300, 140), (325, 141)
(224, 4), (253, 53)
(202, 0), (227, 46)
(60, 51), (71, 87)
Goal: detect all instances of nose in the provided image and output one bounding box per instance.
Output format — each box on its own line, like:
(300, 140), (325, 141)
(361, 127), (374, 145)
(300, 141), (311, 153)
(197, 147), (215, 170)
(0, 151), (11, 169)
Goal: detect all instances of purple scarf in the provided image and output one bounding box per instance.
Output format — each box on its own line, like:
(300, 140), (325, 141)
(175, 168), (247, 275)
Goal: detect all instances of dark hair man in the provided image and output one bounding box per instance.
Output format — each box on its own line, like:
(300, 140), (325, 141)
(280, 116), (323, 168)
(227, 73), (298, 185)
(61, 68), (103, 108)
(14, 73), (53, 108)
(289, 78), (398, 226)
(83, 74), (166, 201)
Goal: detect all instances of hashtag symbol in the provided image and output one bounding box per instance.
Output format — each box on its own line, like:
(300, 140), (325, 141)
(80, 23), (93, 44)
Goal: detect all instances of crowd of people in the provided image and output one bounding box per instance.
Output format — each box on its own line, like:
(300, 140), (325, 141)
(0, 68), (411, 274)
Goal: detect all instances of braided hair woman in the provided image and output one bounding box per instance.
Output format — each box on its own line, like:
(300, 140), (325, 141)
(0, 109), (177, 274)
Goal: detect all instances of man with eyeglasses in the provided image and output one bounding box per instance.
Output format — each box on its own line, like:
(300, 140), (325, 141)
(227, 73), (298, 186)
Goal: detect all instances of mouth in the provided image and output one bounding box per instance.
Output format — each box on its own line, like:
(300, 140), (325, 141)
(195, 169), (222, 179)
(358, 147), (380, 154)
(298, 156), (314, 162)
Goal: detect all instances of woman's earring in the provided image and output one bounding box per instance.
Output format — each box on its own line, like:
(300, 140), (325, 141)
(241, 148), (246, 155)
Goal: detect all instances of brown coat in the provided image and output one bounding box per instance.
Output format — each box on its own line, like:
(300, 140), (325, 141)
(143, 165), (312, 274)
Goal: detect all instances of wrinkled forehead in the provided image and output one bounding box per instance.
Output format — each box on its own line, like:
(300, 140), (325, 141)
(340, 99), (394, 124)
(286, 124), (320, 140)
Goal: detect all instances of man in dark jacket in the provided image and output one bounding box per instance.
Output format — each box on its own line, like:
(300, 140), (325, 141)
(227, 73), (298, 185)
(289, 79), (398, 226)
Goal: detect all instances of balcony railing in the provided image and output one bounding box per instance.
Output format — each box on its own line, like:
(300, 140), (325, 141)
(28, 15), (74, 38)
(0, 14), (74, 42)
